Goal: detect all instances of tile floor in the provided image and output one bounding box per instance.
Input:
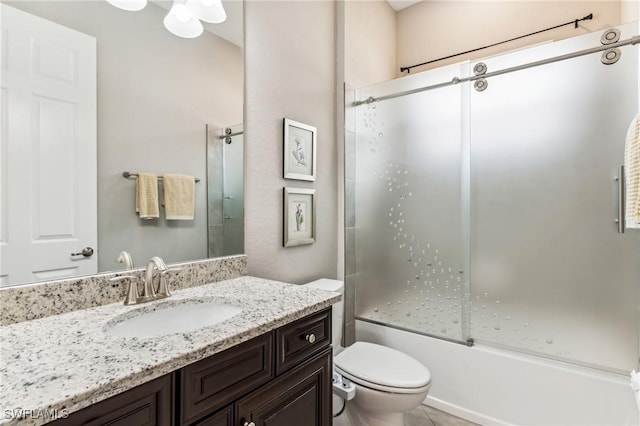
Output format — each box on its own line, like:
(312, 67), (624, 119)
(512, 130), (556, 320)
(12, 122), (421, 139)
(405, 405), (479, 426)
(333, 404), (479, 426)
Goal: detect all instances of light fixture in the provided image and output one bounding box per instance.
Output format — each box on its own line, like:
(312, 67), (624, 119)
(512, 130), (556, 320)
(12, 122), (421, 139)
(163, 0), (204, 38)
(186, 0), (226, 24)
(106, 0), (148, 12)
(105, 0), (226, 39)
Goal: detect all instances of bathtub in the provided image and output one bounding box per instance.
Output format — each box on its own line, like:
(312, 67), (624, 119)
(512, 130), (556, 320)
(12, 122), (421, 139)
(356, 320), (639, 425)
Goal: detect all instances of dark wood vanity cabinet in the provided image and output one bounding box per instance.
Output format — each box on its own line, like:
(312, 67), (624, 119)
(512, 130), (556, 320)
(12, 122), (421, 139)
(184, 308), (332, 426)
(50, 374), (174, 426)
(191, 405), (233, 426)
(54, 308), (332, 426)
(180, 333), (275, 425)
(235, 347), (332, 426)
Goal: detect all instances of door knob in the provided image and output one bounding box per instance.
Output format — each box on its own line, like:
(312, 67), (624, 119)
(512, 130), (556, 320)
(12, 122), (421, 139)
(71, 247), (94, 257)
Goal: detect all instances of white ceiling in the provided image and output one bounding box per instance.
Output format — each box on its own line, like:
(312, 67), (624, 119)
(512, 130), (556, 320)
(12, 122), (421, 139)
(387, 0), (423, 12)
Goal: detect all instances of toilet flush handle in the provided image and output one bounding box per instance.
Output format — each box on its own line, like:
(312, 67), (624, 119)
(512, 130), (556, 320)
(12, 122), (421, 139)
(305, 333), (316, 344)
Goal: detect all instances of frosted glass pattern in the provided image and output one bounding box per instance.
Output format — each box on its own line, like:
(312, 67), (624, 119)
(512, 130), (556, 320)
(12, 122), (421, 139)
(354, 64), (470, 342)
(469, 23), (639, 372)
(352, 22), (640, 372)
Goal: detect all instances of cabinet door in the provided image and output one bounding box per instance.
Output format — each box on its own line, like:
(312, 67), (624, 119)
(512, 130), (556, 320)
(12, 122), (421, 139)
(193, 405), (232, 426)
(236, 348), (332, 426)
(50, 374), (173, 426)
(180, 333), (274, 425)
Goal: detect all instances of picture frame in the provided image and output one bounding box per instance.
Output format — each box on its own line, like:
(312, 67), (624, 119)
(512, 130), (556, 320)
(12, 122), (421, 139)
(283, 187), (316, 247)
(283, 118), (317, 181)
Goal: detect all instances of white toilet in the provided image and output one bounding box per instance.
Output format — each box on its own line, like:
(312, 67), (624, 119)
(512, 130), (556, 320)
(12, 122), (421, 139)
(304, 279), (432, 426)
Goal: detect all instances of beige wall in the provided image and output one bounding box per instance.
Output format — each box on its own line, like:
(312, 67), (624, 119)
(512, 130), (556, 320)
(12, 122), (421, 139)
(397, 1), (623, 75)
(244, 1), (338, 283)
(621, 0), (640, 22)
(345, 0), (397, 88)
(7, 1), (243, 271)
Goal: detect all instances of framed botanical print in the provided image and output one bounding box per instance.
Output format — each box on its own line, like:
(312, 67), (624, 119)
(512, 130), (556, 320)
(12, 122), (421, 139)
(283, 187), (316, 247)
(283, 118), (316, 181)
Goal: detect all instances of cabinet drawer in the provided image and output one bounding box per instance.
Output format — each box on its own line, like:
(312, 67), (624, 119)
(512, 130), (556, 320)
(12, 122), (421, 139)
(276, 308), (331, 375)
(180, 333), (274, 425)
(50, 374), (173, 426)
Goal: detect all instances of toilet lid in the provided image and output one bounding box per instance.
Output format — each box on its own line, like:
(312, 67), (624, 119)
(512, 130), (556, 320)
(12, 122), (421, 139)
(334, 342), (431, 392)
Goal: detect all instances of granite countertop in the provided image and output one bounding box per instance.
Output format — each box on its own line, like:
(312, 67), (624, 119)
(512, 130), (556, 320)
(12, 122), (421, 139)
(0, 276), (340, 425)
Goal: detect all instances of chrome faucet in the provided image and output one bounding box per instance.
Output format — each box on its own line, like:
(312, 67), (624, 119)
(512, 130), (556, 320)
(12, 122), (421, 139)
(111, 256), (181, 305)
(140, 256), (168, 302)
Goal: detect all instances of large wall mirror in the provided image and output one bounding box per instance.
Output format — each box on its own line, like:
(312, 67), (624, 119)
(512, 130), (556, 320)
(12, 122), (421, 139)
(0, 0), (244, 287)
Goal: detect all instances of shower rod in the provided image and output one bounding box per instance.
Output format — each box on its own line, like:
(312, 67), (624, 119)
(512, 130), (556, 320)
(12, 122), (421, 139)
(400, 13), (594, 74)
(354, 34), (640, 106)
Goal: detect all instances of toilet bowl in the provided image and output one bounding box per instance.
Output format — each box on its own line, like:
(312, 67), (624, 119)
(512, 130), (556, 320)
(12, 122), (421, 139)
(303, 279), (432, 426)
(335, 341), (431, 426)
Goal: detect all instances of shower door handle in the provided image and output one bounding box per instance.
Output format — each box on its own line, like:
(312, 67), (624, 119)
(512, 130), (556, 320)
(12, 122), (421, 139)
(616, 165), (625, 234)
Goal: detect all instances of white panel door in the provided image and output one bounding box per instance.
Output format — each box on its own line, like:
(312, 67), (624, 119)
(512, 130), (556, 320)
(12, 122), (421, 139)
(0, 4), (97, 286)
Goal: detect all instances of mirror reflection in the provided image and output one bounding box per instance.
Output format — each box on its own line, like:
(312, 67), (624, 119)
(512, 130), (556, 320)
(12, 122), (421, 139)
(0, 0), (244, 287)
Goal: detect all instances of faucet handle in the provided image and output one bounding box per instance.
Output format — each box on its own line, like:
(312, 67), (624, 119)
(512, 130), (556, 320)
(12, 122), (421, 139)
(150, 256), (168, 270)
(157, 267), (182, 298)
(110, 275), (138, 305)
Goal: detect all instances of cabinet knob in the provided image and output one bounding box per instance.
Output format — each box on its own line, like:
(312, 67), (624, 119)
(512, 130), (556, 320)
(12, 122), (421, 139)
(244, 422), (256, 426)
(305, 333), (316, 344)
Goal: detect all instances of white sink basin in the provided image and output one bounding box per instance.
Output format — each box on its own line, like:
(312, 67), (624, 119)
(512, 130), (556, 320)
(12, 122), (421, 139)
(105, 301), (243, 338)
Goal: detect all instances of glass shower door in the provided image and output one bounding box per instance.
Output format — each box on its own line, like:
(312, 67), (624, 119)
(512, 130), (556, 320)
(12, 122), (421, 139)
(222, 125), (244, 255)
(469, 22), (639, 372)
(354, 63), (470, 342)
(207, 124), (243, 257)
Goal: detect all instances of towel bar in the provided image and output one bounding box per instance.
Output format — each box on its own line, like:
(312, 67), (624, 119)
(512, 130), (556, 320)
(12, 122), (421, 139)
(122, 171), (200, 183)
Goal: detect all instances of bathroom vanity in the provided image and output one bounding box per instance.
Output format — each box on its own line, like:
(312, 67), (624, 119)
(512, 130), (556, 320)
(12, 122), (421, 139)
(0, 268), (339, 426)
(52, 308), (332, 426)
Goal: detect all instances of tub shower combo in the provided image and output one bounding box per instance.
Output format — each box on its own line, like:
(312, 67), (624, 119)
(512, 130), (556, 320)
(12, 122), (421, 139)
(347, 21), (640, 378)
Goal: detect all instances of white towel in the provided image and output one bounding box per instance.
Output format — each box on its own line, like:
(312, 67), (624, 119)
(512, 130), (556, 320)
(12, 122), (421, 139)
(624, 113), (640, 229)
(163, 174), (195, 220)
(135, 173), (159, 220)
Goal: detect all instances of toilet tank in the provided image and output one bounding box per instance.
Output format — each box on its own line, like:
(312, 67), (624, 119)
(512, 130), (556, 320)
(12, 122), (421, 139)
(303, 279), (343, 352)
